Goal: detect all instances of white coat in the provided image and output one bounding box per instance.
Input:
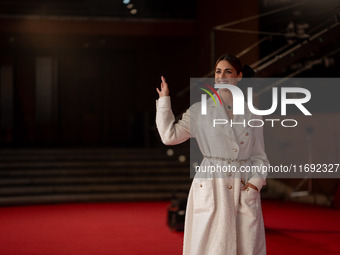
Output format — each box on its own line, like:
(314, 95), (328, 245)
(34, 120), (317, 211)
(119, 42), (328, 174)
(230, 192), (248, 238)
(156, 91), (268, 255)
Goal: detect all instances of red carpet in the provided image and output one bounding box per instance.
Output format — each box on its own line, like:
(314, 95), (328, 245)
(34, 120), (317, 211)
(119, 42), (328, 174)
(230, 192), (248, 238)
(0, 200), (339, 255)
(0, 202), (183, 255)
(263, 201), (340, 255)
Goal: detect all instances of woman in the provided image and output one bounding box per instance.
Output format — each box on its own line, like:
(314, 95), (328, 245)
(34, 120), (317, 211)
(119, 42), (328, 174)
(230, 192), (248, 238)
(156, 54), (268, 255)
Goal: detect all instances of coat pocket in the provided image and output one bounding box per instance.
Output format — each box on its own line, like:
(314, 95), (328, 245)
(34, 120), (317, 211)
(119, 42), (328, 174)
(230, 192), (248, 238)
(193, 179), (215, 214)
(238, 187), (259, 218)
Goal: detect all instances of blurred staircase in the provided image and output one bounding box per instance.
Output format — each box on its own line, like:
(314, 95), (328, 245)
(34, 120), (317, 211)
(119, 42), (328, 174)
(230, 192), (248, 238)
(0, 147), (191, 206)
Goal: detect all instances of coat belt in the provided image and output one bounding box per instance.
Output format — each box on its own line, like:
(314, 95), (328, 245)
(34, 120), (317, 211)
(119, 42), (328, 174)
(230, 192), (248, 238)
(203, 155), (249, 164)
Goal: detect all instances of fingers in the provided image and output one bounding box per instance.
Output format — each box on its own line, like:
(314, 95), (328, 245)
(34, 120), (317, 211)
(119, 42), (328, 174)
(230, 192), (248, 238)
(241, 183), (248, 191)
(156, 76), (164, 96)
(161, 76), (168, 87)
(241, 182), (259, 191)
(241, 183), (251, 191)
(157, 76), (169, 97)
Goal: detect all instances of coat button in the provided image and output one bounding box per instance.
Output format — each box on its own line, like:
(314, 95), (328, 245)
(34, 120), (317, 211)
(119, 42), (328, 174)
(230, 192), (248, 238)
(245, 132), (249, 136)
(240, 141), (244, 145)
(200, 184), (203, 188)
(228, 185), (232, 189)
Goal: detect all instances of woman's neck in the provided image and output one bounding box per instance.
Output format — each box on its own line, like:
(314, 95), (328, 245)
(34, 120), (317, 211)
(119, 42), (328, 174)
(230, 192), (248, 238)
(219, 89), (233, 107)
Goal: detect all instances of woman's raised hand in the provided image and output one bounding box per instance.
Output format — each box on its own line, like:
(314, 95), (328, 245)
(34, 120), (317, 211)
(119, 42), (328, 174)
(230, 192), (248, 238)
(156, 76), (170, 97)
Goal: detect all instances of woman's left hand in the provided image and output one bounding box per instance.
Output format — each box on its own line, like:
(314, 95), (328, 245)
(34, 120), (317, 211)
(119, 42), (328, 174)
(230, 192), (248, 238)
(241, 182), (259, 192)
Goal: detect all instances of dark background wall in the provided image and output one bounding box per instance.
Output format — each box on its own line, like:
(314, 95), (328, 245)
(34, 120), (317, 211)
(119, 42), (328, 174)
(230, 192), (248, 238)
(0, 0), (260, 147)
(0, 0), (339, 204)
(0, 0), (339, 147)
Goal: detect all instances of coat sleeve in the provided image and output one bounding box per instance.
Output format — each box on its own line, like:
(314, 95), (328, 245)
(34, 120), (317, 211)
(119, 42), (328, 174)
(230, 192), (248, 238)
(155, 96), (191, 145)
(248, 117), (269, 191)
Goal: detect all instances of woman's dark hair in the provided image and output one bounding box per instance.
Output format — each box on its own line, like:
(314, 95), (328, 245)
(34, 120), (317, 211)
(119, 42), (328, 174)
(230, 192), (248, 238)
(214, 54), (255, 78)
(215, 54), (242, 74)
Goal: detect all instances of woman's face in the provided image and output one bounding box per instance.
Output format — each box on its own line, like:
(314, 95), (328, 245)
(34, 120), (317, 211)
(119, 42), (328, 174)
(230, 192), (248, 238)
(215, 60), (242, 86)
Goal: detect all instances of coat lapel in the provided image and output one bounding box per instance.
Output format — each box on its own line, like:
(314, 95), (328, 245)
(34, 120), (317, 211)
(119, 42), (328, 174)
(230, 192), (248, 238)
(233, 102), (253, 138)
(206, 90), (253, 143)
(206, 91), (237, 143)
